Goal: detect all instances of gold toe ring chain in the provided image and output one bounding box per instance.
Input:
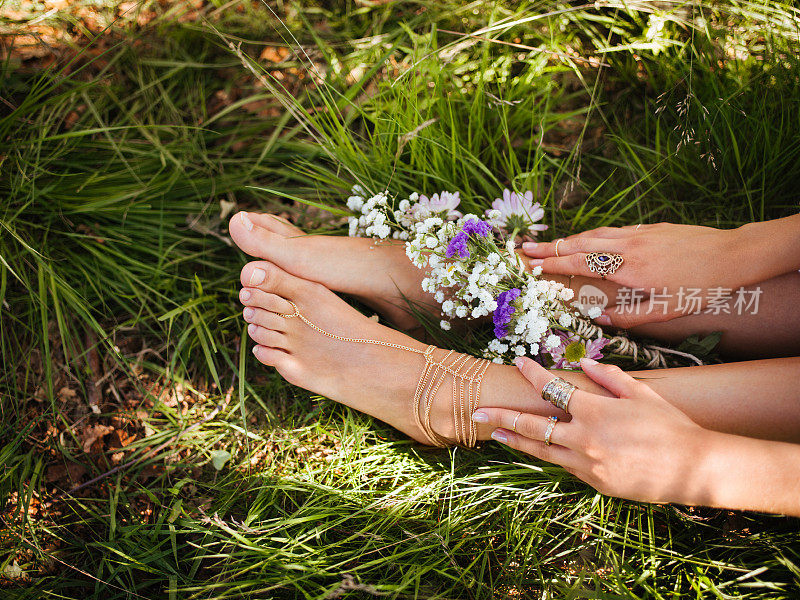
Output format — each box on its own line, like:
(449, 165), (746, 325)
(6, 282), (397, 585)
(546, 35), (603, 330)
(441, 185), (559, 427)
(279, 302), (490, 448)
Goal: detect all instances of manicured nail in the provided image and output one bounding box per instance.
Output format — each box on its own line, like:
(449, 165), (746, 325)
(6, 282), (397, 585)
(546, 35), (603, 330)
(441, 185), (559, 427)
(491, 430), (508, 443)
(514, 357), (526, 370)
(240, 212), (254, 231)
(252, 346), (260, 356)
(529, 259), (544, 267)
(243, 307), (254, 320)
(240, 289), (251, 302)
(522, 242), (538, 251)
(471, 411), (489, 423)
(595, 314), (612, 326)
(247, 323), (258, 336)
(580, 357), (598, 368)
(249, 268), (266, 285)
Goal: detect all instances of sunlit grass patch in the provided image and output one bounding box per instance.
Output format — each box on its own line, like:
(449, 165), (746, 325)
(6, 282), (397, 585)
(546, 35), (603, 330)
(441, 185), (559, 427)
(1, 1), (799, 597)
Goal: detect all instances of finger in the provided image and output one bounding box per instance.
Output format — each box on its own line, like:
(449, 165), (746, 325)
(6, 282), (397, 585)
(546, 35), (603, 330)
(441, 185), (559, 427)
(596, 300), (684, 329)
(490, 428), (583, 470)
(565, 226), (638, 240)
(239, 288), (294, 315)
(579, 358), (648, 398)
(243, 307), (287, 332)
(522, 236), (622, 258)
(472, 408), (578, 449)
(530, 253), (594, 278)
(513, 357), (594, 416)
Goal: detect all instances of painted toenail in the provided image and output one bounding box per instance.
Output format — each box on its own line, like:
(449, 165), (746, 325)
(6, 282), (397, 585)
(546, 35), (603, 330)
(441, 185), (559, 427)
(243, 307), (254, 320)
(240, 212), (254, 231)
(240, 289), (251, 301)
(247, 323), (258, 336)
(249, 268), (266, 285)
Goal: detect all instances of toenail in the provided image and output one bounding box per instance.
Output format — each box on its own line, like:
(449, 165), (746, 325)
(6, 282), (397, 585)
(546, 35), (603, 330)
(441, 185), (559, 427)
(249, 268), (266, 285)
(243, 307), (254, 320)
(247, 323), (258, 336)
(240, 212), (254, 231)
(240, 289), (251, 301)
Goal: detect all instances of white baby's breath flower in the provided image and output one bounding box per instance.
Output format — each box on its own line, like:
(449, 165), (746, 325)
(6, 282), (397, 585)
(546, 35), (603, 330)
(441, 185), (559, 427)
(544, 334), (561, 350)
(558, 287), (575, 302)
(440, 320), (452, 331)
(588, 306), (603, 319)
(558, 313), (573, 328)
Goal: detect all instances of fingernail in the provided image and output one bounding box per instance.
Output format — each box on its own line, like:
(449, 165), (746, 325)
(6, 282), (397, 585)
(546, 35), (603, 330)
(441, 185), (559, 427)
(243, 307), (254, 320)
(529, 259), (544, 267)
(491, 430), (508, 443)
(595, 314), (612, 325)
(514, 357), (526, 370)
(249, 267), (266, 286)
(240, 212), (254, 231)
(252, 345), (260, 356)
(471, 411), (489, 423)
(247, 323), (259, 337)
(240, 289), (251, 301)
(580, 357), (598, 368)
(522, 242), (537, 251)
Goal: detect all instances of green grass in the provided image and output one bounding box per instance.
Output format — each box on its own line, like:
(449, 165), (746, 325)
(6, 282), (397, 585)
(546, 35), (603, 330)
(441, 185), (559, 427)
(1, 0), (799, 597)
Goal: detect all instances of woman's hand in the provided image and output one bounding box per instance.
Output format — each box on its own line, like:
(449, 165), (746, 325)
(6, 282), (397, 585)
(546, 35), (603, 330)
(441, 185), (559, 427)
(473, 357), (716, 506)
(522, 222), (751, 328)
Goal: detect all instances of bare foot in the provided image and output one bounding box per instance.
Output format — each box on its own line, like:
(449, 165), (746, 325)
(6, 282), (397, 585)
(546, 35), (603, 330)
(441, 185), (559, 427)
(237, 261), (594, 444)
(231, 211), (430, 330)
(229, 210), (621, 333)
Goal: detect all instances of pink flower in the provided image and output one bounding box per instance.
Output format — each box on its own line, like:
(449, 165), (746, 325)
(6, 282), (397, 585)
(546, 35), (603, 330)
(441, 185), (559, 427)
(549, 331), (609, 369)
(486, 189), (548, 236)
(412, 191), (462, 220)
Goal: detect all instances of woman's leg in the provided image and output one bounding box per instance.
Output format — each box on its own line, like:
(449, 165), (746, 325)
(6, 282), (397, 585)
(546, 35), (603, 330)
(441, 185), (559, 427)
(230, 212), (800, 359)
(238, 260), (800, 446)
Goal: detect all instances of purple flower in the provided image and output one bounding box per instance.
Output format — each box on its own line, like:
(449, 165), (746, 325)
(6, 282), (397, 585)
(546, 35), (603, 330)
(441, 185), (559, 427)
(492, 288), (521, 338)
(462, 218), (492, 238)
(445, 218), (493, 259)
(486, 189), (548, 236)
(446, 232), (470, 259)
(549, 332), (610, 369)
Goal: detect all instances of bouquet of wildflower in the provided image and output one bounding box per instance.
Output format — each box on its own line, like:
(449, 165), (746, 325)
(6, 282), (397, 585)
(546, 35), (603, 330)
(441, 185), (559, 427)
(346, 185), (692, 368)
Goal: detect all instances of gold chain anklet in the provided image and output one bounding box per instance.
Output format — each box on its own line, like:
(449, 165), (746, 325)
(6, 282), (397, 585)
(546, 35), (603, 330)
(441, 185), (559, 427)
(279, 301), (490, 448)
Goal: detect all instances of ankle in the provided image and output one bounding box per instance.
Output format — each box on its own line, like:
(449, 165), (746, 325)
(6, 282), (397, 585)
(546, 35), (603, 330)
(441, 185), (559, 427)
(412, 348), (490, 447)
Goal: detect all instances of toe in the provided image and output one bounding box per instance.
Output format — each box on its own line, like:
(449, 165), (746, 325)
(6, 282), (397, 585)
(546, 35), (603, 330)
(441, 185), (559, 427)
(240, 261), (322, 300)
(239, 288), (294, 315)
(247, 324), (286, 348)
(249, 212), (303, 236)
(252, 345), (292, 368)
(243, 307), (287, 331)
(230, 211), (305, 260)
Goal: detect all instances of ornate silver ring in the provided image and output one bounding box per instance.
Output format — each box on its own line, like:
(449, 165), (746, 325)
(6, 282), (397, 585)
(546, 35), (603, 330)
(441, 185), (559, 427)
(541, 377), (577, 414)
